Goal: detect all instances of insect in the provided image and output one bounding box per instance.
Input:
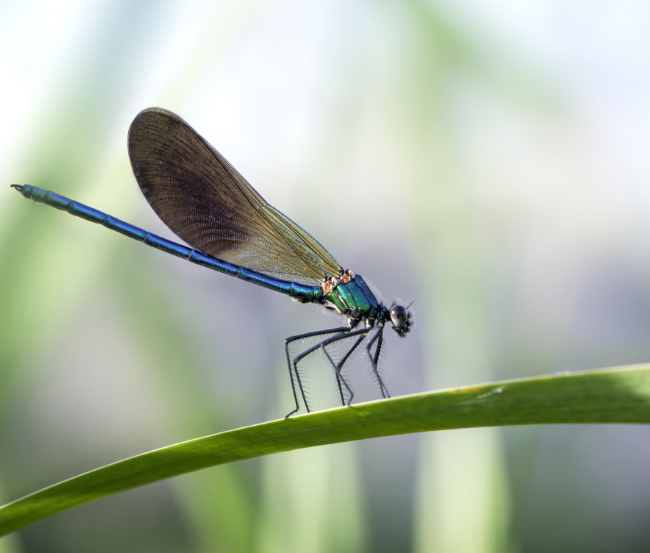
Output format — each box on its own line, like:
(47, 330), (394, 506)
(11, 108), (412, 417)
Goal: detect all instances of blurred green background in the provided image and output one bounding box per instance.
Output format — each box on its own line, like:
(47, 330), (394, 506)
(2, 1), (650, 552)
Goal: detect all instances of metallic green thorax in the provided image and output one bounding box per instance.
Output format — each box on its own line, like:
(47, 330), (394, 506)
(324, 275), (388, 322)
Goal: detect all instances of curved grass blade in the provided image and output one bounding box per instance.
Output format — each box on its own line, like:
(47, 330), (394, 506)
(1, 364), (650, 536)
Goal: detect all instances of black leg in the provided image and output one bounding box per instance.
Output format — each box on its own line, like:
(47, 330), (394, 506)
(284, 326), (350, 418)
(333, 334), (367, 405)
(318, 329), (369, 406)
(321, 347), (353, 405)
(366, 324), (390, 398)
(289, 328), (368, 413)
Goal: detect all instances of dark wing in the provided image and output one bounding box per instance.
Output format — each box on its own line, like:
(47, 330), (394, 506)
(127, 108), (341, 285)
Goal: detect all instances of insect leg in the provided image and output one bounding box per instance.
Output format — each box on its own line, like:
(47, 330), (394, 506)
(320, 331), (368, 406)
(366, 324), (390, 398)
(284, 326), (350, 418)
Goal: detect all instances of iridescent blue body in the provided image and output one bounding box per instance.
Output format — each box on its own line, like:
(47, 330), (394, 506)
(17, 185), (323, 303)
(12, 107), (412, 416)
(17, 184), (391, 324)
(324, 275), (388, 323)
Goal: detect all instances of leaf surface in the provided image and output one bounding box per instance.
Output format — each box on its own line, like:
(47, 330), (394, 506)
(1, 364), (649, 536)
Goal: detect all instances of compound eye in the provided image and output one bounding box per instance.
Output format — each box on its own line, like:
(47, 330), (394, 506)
(390, 304), (408, 327)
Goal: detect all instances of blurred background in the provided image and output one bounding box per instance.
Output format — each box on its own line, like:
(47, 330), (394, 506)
(1, 0), (650, 551)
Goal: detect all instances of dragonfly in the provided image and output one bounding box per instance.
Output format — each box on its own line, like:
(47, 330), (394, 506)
(11, 107), (412, 417)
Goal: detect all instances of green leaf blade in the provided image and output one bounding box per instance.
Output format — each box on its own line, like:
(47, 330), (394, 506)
(1, 364), (649, 536)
